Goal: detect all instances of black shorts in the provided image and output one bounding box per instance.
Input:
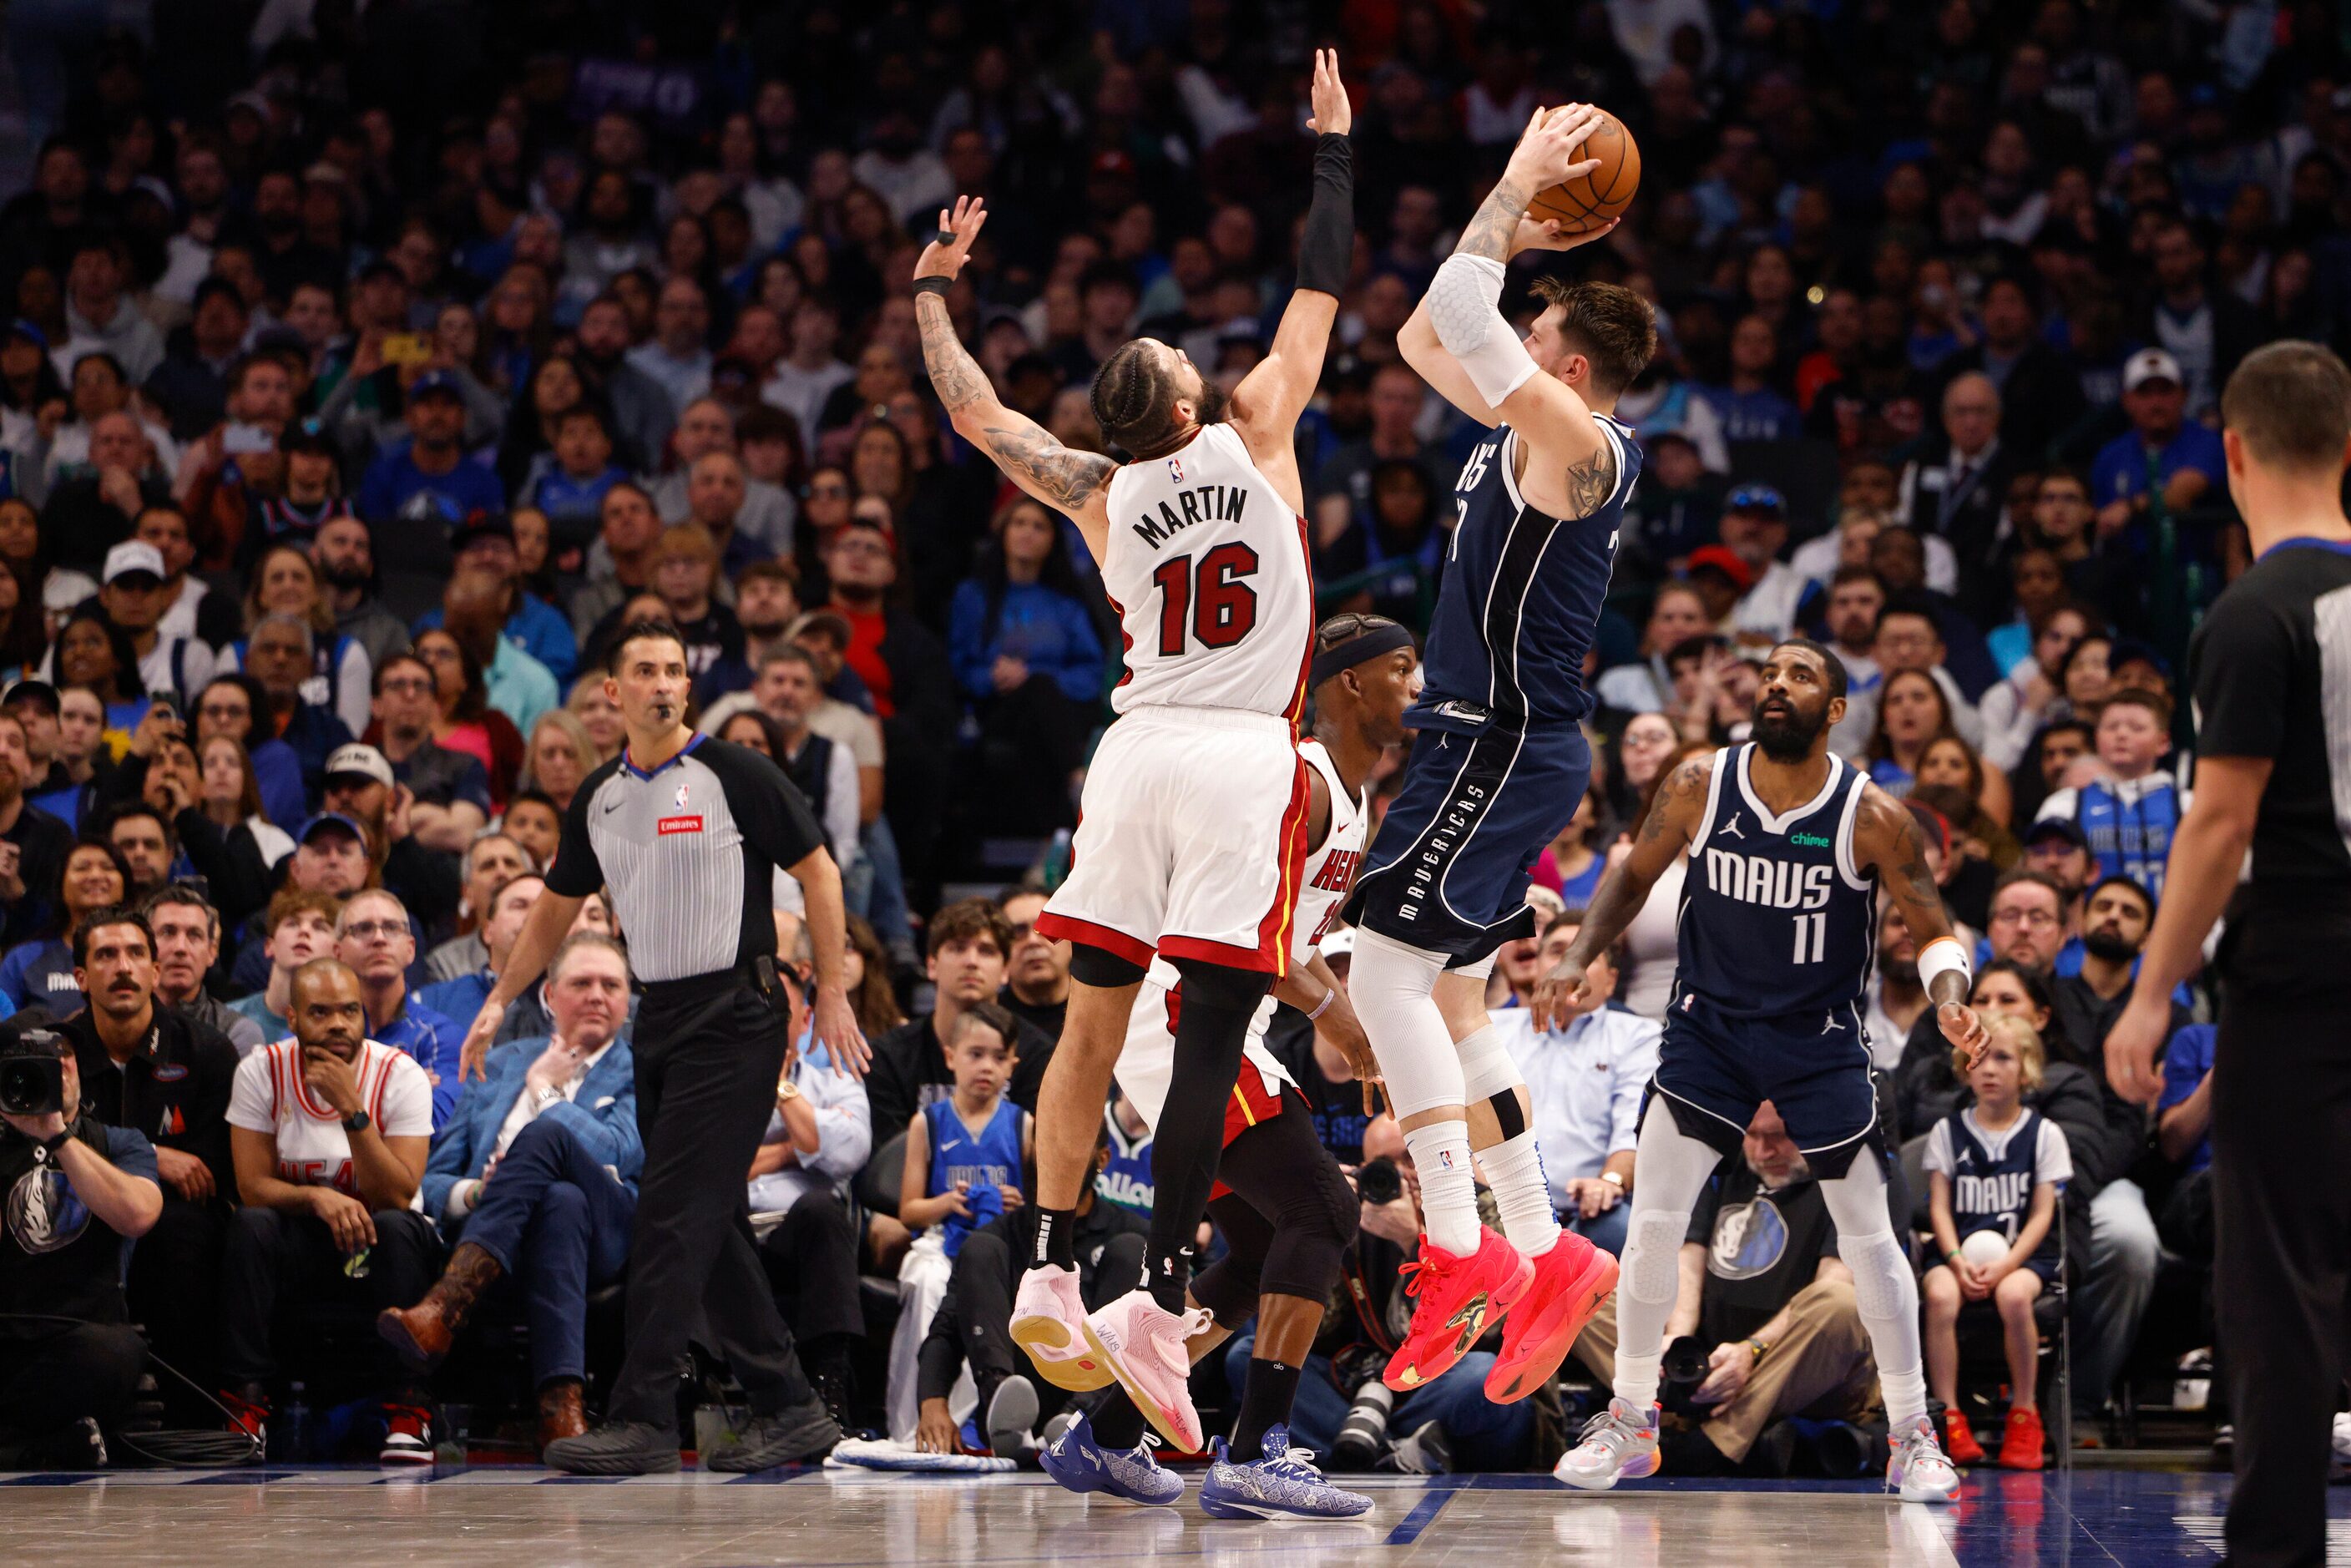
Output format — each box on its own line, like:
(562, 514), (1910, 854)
(1651, 991), (1879, 1179)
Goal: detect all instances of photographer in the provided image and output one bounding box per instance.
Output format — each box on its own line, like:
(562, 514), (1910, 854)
(0, 1016), (163, 1465)
(1568, 1101), (1885, 1477)
(58, 904), (239, 1424)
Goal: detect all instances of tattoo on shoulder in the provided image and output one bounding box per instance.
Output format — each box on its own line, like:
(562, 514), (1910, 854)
(1866, 792), (1943, 907)
(978, 423), (1115, 512)
(1563, 441), (1617, 519)
(1640, 756), (1709, 842)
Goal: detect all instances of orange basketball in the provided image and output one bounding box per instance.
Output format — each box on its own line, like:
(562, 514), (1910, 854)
(1528, 108), (1641, 234)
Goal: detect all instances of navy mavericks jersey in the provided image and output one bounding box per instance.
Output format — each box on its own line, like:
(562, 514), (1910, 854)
(1412, 414), (1641, 731)
(1676, 745), (1878, 1024)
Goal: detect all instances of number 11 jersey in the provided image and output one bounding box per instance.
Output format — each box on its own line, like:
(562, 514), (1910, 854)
(1675, 744), (1879, 1024)
(1100, 422), (1313, 721)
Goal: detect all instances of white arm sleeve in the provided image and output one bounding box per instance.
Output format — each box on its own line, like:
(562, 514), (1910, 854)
(1428, 253), (1538, 407)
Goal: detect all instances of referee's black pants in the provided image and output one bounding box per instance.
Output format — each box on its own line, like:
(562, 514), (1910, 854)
(608, 976), (814, 1429)
(2212, 905), (2351, 1568)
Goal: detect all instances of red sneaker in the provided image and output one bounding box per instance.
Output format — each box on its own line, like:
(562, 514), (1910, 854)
(379, 1399), (436, 1466)
(1998, 1406), (2045, 1471)
(221, 1388), (268, 1449)
(1383, 1227), (1531, 1393)
(1944, 1409), (1984, 1465)
(1484, 1231), (1618, 1404)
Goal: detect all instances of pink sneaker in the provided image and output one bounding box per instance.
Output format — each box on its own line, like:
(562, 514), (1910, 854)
(1084, 1288), (1212, 1451)
(1011, 1265), (1113, 1391)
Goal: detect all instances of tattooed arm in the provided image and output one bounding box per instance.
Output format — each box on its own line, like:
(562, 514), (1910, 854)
(913, 197), (1115, 559)
(1854, 783), (1989, 1059)
(1534, 753), (1713, 1029)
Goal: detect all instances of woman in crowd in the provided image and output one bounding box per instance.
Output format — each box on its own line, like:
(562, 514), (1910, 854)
(415, 626), (524, 808)
(1864, 667), (1962, 793)
(0, 556), (50, 685)
(53, 609), (149, 733)
(497, 353), (589, 497)
(565, 675), (624, 761)
(198, 732), (295, 871)
(0, 837), (129, 1014)
(1979, 603), (2092, 775)
(947, 495), (1103, 837)
(219, 542), (373, 734)
(2057, 632), (2116, 719)
(1609, 709), (1681, 824)
(793, 463), (855, 598)
(518, 709), (598, 814)
(194, 672), (304, 832)
(842, 913), (905, 1040)
(1529, 779), (1611, 907)
(0, 497), (94, 635)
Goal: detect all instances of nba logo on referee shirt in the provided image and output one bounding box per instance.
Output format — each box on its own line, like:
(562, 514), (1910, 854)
(659, 779), (703, 835)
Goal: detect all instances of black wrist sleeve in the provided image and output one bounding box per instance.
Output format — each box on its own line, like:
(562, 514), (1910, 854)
(1296, 133), (1354, 297)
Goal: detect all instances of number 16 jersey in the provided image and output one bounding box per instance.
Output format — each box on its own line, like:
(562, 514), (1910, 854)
(1675, 745), (1879, 1024)
(1100, 422), (1313, 721)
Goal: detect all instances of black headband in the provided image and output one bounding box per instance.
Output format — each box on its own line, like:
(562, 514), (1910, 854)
(1310, 623), (1415, 690)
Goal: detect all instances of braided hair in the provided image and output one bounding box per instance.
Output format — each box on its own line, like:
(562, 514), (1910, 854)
(1090, 339), (1183, 458)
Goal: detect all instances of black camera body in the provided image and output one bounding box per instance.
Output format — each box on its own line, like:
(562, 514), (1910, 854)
(0, 1028), (67, 1119)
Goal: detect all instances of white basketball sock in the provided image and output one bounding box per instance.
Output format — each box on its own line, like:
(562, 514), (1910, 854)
(1402, 1121), (1481, 1257)
(1476, 1131), (1560, 1257)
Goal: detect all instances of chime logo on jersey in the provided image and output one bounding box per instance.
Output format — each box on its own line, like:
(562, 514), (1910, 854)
(1701, 848), (1835, 911)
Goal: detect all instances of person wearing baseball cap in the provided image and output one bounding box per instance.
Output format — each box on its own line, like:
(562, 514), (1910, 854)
(252, 418), (353, 549)
(408, 513), (581, 686)
(95, 539), (218, 704)
(1714, 483), (1811, 641)
(1681, 544), (1754, 625)
(353, 364), (503, 529)
(2090, 346), (2227, 539)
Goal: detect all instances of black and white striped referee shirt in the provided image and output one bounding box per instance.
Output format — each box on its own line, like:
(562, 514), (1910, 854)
(546, 734), (825, 984)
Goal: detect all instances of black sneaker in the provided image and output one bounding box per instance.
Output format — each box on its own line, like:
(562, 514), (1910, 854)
(544, 1420), (682, 1475)
(705, 1396), (840, 1472)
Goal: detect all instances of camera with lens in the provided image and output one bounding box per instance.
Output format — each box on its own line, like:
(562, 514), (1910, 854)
(1658, 1333), (1711, 1411)
(0, 1027), (67, 1119)
(1355, 1156), (1403, 1206)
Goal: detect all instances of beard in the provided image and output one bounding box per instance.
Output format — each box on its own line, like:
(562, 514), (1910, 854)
(1191, 375), (1230, 427)
(318, 559), (370, 591)
(741, 614), (791, 640)
(1880, 954), (1919, 986)
(2083, 928), (2138, 964)
(1750, 697), (1828, 761)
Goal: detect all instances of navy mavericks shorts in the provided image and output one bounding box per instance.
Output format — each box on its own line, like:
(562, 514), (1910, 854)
(1651, 992), (1879, 1178)
(1343, 720), (1591, 964)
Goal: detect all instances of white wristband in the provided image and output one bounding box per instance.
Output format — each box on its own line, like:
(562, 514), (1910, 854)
(1307, 989), (1336, 1021)
(1918, 937), (1971, 997)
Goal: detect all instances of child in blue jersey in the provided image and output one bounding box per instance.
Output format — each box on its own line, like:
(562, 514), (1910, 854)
(2032, 689), (2181, 901)
(523, 406), (629, 549)
(1921, 1014), (2071, 1471)
(886, 1003), (1033, 1441)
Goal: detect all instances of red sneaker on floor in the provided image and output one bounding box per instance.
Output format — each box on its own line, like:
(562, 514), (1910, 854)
(220, 1388), (268, 1449)
(1944, 1409), (1984, 1465)
(1998, 1406), (2045, 1470)
(379, 1399), (436, 1466)
(1383, 1227), (1531, 1393)
(1484, 1231), (1618, 1404)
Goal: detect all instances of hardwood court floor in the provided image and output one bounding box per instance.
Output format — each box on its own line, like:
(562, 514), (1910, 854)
(0, 1463), (2324, 1565)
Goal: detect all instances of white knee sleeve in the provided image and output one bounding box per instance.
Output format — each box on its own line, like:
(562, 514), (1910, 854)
(1454, 1021), (1521, 1105)
(1822, 1157), (1928, 1429)
(1350, 927), (1467, 1119)
(1623, 1214), (1685, 1304)
(1428, 254), (1538, 407)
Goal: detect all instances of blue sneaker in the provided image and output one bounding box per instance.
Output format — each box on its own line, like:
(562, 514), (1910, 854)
(1198, 1426), (1373, 1520)
(1039, 1412), (1186, 1506)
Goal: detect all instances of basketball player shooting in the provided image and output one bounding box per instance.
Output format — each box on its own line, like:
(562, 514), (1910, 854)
(1337, 104), (1651, 1405)
(911, 52), (1358, 1452)
(1534, 641), (1989, 1503)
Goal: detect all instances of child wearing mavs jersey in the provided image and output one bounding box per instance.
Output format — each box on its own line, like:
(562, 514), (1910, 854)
(887, 1004), (1032, 1441)
(1921, 1015), (2071, 1471)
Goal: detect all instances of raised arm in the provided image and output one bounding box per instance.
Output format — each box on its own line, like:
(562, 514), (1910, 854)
(1400, 212), (1616, 429)
(1230, 49), (1353, 490)
(1853, 785), (1989, 1062)
(1534, 752), (1714, 1028)
(913, 197), (1116, 562)
(1418, 104), (1625, 518)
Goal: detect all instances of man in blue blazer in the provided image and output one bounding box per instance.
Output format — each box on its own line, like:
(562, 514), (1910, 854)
(379, 932), (642, 1450)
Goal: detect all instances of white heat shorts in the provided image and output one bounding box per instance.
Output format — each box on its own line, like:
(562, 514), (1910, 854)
(1038, 705), (1309, 975)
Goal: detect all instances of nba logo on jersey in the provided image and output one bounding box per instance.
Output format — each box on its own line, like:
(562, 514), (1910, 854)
(675, 780), (690, 811)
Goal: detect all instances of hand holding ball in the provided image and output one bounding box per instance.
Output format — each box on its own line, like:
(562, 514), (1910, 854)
(1527, 107), (1641, 233)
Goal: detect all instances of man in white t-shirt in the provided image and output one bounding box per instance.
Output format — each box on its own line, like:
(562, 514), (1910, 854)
(220, 957), (439, 1464)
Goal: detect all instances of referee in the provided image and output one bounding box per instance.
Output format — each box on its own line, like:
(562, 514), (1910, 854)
(458, 618), (870, 1475)
(2107, 342), (2351, 1568)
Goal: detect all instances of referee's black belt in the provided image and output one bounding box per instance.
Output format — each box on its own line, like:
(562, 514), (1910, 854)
(635, 957), (786, 1003)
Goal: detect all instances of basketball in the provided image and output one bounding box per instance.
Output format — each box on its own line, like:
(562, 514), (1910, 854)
(1959, 1229), (2011, 1271)
(1529, 107), (1641, 232)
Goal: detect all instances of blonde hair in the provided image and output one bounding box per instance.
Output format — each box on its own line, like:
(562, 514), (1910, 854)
(1956, 1013), (2045, 1090)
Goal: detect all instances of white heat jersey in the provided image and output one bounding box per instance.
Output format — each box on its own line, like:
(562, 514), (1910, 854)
(226, 1038), (434, 1196)
(1115, 740), (1367, 1128)
(1101, 421), (1314, 721)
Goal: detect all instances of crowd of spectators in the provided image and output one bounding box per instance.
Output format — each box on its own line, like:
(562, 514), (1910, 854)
(0, 0), (2314, 1470)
